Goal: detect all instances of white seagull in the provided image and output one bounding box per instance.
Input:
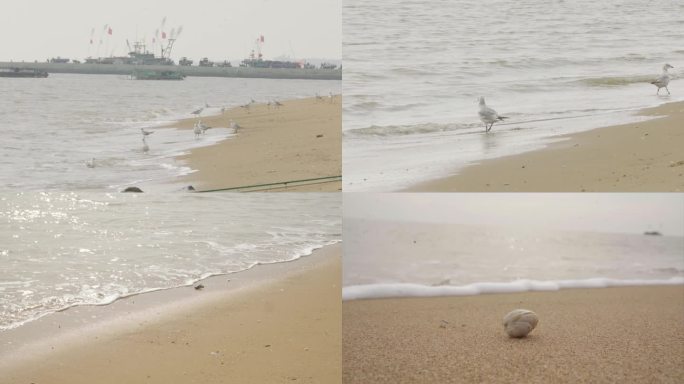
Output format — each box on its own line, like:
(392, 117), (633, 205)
(191, 107), (204, 116)
(651, 64), (674, 95)
(478, 97), (507, 133)
(193, 120), (203, 138)
(229, 119), (242, 132)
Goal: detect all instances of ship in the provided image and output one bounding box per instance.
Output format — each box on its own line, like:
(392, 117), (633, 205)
(0, 68), (48, 78)
(85, 40), (174, 66)
(131, 69), (185, 80)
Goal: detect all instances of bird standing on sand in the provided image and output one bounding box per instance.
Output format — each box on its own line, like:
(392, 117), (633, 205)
(140, 128), (154, 138)
(199, 121), (211, 134)
(191, 107), (204, 116)
(229, 120), (242, 133)
(478, 97), (507, 133)
(651, 64), (674, 95)
(193, 120), (203, 138)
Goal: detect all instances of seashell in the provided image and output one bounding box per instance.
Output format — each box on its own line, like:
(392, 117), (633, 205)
(503, 309), (538, 338)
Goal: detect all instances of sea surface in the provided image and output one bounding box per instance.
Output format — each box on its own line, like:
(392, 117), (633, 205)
(343, 218), (684, 300)
(0, 192), (341, 330)
(343, 0), (684, 191)
(0, 74), (339, 191)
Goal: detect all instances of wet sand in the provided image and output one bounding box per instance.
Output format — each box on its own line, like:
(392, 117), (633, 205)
(1, 244), (341, 384)
(175, 96), (341, 192)
(407, 101), (684, 192)
(343, 285), (684, 383)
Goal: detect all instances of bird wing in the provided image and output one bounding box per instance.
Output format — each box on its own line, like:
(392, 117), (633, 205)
(652, 73), (670, 86)
(479, 106), (500, 122)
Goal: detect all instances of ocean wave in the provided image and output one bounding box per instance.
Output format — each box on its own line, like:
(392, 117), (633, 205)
(344, 122), (474, 137)
(342, 277), (684, 300)
(577, 75), (658, 87)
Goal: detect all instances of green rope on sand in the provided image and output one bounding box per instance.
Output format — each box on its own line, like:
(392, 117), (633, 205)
(196, 175), (342, 193)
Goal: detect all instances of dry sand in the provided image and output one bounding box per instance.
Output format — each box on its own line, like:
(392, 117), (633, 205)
(175, 96), (341, 192)
(408, 101), (684, 192)
(343, 286), (684, 384)
(1, 244), (341, 384)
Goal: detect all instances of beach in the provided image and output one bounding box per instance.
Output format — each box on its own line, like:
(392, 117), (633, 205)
(1, 244), (341, 384)
(342, 285), (684, 384)
(407, 101), (684, 192)
(174, 96), (341, 192)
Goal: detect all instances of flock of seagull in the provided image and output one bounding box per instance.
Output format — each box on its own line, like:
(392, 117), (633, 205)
(478, 63), (676, 133)
(85, 92), (335, 168)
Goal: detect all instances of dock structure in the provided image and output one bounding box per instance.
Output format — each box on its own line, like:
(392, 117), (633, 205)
(0, 62), (341, 81)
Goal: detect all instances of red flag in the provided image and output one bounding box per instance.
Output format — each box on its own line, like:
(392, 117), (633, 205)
(162, 31), (167, 39)
(108, 27), (112, 35)
(260, 35), (264, 42)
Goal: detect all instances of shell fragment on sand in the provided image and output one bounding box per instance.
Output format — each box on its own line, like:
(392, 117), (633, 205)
(503, 309), (538, 338)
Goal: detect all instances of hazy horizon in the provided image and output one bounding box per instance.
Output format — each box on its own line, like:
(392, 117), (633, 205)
(344, 194), (684, 237)
(0, 0), (341, 63)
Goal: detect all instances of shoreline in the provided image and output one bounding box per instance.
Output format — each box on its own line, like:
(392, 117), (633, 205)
(1, 243), (341, 383)
(171, 96), (341, 192)
(406, 101), (684, 192)
(342, 279), (684, 301)
(343, 285), (684, 383)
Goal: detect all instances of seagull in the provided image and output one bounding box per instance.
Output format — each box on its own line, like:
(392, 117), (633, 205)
(193, 120), (203, 138)
(140, 128), (154, 137)
(240, 103), (251, 112)
(198, 121), (211, 134)
(651, 64), (674, 95)
(274, 100), (283, 108)
(315, 93), (324, 101)
(85, 158), (95, 168)
(478, 97), (507, 133)
(220, 106), (226, 114)
(229, 120), (242, 132)
(191, 107), (204, 116)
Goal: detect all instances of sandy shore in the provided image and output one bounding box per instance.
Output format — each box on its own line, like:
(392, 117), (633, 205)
(408, 101), (684, 192)
(1, 244), (341, 384)
(175, 96), (341, 192)
(343, 286), (684, 383)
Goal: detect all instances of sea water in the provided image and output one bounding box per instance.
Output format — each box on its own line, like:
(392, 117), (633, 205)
(0, 192), (341, 330)
(0, 74), (340, 191)
(342, 218), (684, 300)
(343, 0), (684, 191)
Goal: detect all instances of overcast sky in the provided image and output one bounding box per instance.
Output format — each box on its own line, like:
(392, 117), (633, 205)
(344, 194), (684, 237)
(0, 0), (341, 62)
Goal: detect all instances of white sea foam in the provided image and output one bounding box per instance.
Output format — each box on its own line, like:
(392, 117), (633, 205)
(342, 277), (684, 301)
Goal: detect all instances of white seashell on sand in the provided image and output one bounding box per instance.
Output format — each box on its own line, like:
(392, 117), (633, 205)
(503, 309), (538, 338)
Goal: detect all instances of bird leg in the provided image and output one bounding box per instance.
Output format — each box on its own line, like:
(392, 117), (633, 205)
(666, 86), (670, 95)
